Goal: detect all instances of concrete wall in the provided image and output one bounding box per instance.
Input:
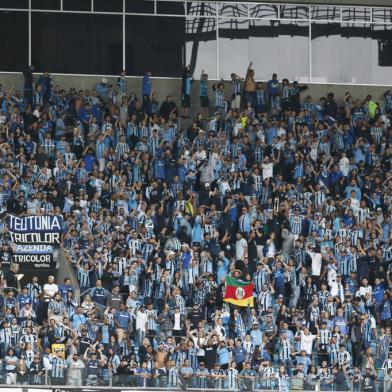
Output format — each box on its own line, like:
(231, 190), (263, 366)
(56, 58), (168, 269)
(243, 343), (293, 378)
(1, 72), (391, 116)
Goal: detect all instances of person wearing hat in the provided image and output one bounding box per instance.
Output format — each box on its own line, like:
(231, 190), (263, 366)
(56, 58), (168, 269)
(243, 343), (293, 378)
(43, 275), (58, 302)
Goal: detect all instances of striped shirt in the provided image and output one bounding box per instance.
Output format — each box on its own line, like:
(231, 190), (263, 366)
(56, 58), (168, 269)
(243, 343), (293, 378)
(337, 255), (350, 276)
(167, 367), (179, 386)
(382, 245), (392, 262)
(252, 175), (263, 193)
(279, 339), (292, 360)
(187, 348), (199, 369)
(258, 291), (272, 312)
(362, 319), (373, 343)
(77, 267), (90, 288)
(227, 368), (239, 389)
(282, 86), (293, 100)
(115, 142), (129, 159)
(175, 294), (186, 315)
(42, 138), (55, 154)
(356, 208), (369, 223)
(116, 257), (130, 276)
(319, 329), (332, 346)
(0, 327), (12, 345)
(95, 141), (106, 160)
(33, 92), (43, 106)
(259, 367), (273, 388)
(128, 239), (142, 256)
(329, 344), (339, 365)
(253, 270), (269, 293)
(10, 325), (20, 345)
(314, 190), (326, 208)
(320, 228), (334, 241)
(289, 214), (304, 235)
(142, 243), (154, 262)
(370, 127), (383, 145)
(23, 350), (35, 367)
(382, 359), (392, 371)
(89, 198), (101, 213)
(347, 230), (357, 246)
(146, 309), (158, 331)
(215, 90), (224, 108)
(231, 79), (241, 95)
(335, 228), (348, 239)
(254, 145), (264, 163)
(337, 351), (351, 367)
(324, 204), (336, 216)
(51, 357), (67, 378)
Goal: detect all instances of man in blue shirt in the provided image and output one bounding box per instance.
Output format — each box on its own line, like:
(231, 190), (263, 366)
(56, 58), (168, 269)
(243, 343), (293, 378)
(71, 306), (87, 330)
(266, 73), (281, 112)
(216, 341), (230, 370)
(250, 323), (262, 346)
(114, 303), (131, 331)
(265, 121), (277, 146)
(181, 65), (193, 118)
(232, 339), (247, 366)
(199, 70), (209, 119)
(96, 78), (109, 101)
(58, 278), (74, 302)
(90, 279), (108, 309)
(142, 72), (152, 108)
(17, 287), (31, 310)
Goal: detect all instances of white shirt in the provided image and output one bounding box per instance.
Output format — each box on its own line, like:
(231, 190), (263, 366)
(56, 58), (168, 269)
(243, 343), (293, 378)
(308, 251), (322, 276)
(356, 285), (372, 298)
(339, 157), (349, 176)
(262, 162), (273, 179)
(135, 310), (148, 332)
(173, 313), (181, 330)
(235, 238), (248, 260)
(300, 332), (316, 355)
(43, 283), (59, 298)
(327, 264), (338, 286)
(43, 355), (53, 370)
(350, 198), (360, 212)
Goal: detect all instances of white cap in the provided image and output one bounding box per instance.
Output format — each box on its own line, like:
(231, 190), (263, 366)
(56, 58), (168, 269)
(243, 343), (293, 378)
(102, 78), (107, 84)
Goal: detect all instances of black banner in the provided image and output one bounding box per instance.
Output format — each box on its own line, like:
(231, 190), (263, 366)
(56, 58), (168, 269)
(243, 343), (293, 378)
(12, 253), (54, 269)
(8, 214), (63, 245)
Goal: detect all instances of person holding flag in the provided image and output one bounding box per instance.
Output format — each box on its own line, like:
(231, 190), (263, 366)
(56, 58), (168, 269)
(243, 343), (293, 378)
(223, 275), (254, 308)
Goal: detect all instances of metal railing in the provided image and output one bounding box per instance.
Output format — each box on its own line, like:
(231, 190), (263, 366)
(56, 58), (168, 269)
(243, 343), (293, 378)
(0, 369), (390, 391)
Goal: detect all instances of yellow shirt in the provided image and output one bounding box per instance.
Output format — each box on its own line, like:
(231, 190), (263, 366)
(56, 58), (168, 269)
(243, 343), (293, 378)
(51, 343), (65, 359)
(368, 100), (377, 119)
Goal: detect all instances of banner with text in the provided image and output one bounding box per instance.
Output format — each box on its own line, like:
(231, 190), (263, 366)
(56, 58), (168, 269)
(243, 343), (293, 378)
(8, 215), (62, 269)
(8, 215), (63, 245)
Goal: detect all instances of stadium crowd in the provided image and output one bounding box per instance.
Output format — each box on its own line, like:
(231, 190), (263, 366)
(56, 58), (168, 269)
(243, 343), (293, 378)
(0, 63), (390, 391)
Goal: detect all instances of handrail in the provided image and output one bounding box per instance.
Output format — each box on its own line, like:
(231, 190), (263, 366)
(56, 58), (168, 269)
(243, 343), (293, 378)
(0, 369), (384, 391)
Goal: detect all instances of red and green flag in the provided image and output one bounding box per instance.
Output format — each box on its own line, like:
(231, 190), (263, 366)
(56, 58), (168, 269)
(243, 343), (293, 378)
(224, 276), (254, 307)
